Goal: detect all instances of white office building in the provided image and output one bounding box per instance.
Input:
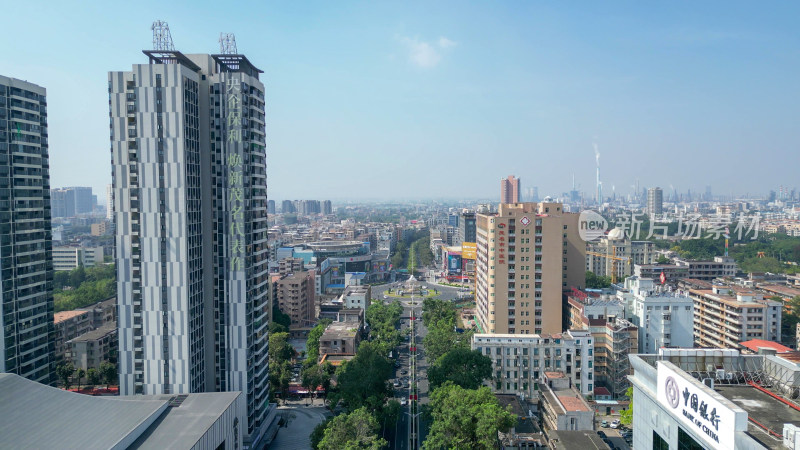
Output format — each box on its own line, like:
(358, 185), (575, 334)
(52, 246), (104, 271)
(618, 277), (694, 353)
(472, 329), (594, 399)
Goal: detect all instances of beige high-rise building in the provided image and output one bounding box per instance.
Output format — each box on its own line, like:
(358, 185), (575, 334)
(475, 202), (585, 335)
(500, 175), (520, 203)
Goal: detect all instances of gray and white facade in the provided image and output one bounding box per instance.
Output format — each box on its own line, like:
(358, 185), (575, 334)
(110, 49), (271, 448)
(472, 330), (595, 399)
(618, 277), (695, 353)
(0, 75), (55, 385)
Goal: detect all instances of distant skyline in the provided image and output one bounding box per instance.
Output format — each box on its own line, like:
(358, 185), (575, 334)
(2, 1), (798, 200)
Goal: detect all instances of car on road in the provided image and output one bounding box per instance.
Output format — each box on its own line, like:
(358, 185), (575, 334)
(400, 398), (408, 406)
(393, 381), (401, 387)
(610, 419), (621, 429)
(601, 420), (608, 428)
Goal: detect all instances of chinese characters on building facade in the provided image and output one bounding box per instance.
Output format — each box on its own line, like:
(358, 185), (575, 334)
(226, 75), (244, 272)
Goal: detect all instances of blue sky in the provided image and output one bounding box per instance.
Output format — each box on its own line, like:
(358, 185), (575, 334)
(2, 1), (798, 202)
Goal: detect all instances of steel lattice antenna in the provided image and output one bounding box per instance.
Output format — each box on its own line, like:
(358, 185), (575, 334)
(219, 33), (237, 54)
(152, 20), (175, 51)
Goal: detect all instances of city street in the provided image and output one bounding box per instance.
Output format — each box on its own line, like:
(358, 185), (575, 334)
(270, 400), (330, 450)
(383, 280), (432, 450)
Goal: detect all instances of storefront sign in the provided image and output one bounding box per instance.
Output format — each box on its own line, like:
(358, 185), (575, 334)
(657, 362), (737, 449)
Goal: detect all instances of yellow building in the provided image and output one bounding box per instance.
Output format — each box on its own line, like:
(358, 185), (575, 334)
(475, 202), (585, 335)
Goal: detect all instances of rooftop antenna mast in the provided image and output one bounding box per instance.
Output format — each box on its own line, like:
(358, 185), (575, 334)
(219, 33), (238, 54)
(152, 20), (175, 51)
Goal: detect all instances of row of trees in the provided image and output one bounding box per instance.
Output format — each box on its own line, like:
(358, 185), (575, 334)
(420, 297), (516, 449)
(55, 361), (117, 389)
(54, 264), (116, 312)
(422, 297), (473, 362)
(390, 229), (433, 270)
(311, 299), (404, 449)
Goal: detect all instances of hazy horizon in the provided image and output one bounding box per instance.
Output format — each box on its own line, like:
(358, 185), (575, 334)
(2, 1), (798, 201)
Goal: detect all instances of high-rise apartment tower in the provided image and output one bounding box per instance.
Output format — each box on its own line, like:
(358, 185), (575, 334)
(0, 75), (55, 385)
(110, 47), (271, 447)
(647, 187), (663, 216)
(500, 175), (520, 203)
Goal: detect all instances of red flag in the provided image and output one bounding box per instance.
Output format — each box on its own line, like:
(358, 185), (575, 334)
(660, 272), (666, 284)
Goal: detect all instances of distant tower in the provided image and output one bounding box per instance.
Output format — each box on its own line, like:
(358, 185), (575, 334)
(594, 143), (602, 204)
(500, 175), (520, 203)
(647, 187), (663, 216)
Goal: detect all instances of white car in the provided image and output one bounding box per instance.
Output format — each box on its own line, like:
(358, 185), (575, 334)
(400, 398), (408, 406)
(610, 420), (621, 429)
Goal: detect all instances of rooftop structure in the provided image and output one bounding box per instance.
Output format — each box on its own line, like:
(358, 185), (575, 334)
(629, 349), (800, 449)
(0, 373), (247, 449)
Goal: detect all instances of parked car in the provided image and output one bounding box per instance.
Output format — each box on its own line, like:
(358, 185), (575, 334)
(621, 431), (632, 440)
(601, 420), (609, 428)
(596, 431), (607, 439)
(610, 419), (621, 429)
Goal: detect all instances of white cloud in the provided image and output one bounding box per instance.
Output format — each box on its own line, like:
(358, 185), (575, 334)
(437, 37), (457, 49)
(398, 35), (456, 68)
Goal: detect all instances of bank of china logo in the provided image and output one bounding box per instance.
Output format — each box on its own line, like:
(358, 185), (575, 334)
(578, 210), (608, 242)
(665, 376), (680, 408)
(520, 216), (531, 227)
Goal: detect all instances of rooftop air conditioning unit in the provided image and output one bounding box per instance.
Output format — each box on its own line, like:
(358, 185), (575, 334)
(716, 369), (726, 380)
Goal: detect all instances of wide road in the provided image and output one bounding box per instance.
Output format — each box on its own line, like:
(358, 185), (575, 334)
(387, 287), (433, 450)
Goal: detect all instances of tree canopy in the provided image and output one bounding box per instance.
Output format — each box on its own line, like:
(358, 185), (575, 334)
(424, 382), (516, 450)
(54, 264), (116, 312)
(585, 271), (611, 289)
(620, 386), (633, 425)
(305, 319), (333, 366)
(428, 348), (492, 390)
(318, 407), (387, 450)
(331, 341), (393, 413)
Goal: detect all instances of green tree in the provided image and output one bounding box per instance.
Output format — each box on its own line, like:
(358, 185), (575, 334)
(422, 297), (457, 328)
(318, 407), (387, 450)
(428, 348), (492, 390)
(99, 361), (117, 385)
(56, 363), (75, 389)
(269, 331), (295, 364)
(272, 304), (291, 330)
(620, 387), (633, 425)
(86, 368), (101, 386)
(75, 368), (86, 389)
(585, 271), (611, 289)
(69, 265), (87, 288)
(332, 341), (392, 412)
(270, 321), (288, 334)
(305, 319), (333, 366)
(310, 417), (333, 450)
(424, 382), (516, 450)
(365, 300), (402, 355)
(269, 359), (292, 405)
(423, 321), (472, 363)
(656, 255), (670, 264)
(302, 362), (334, 399)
